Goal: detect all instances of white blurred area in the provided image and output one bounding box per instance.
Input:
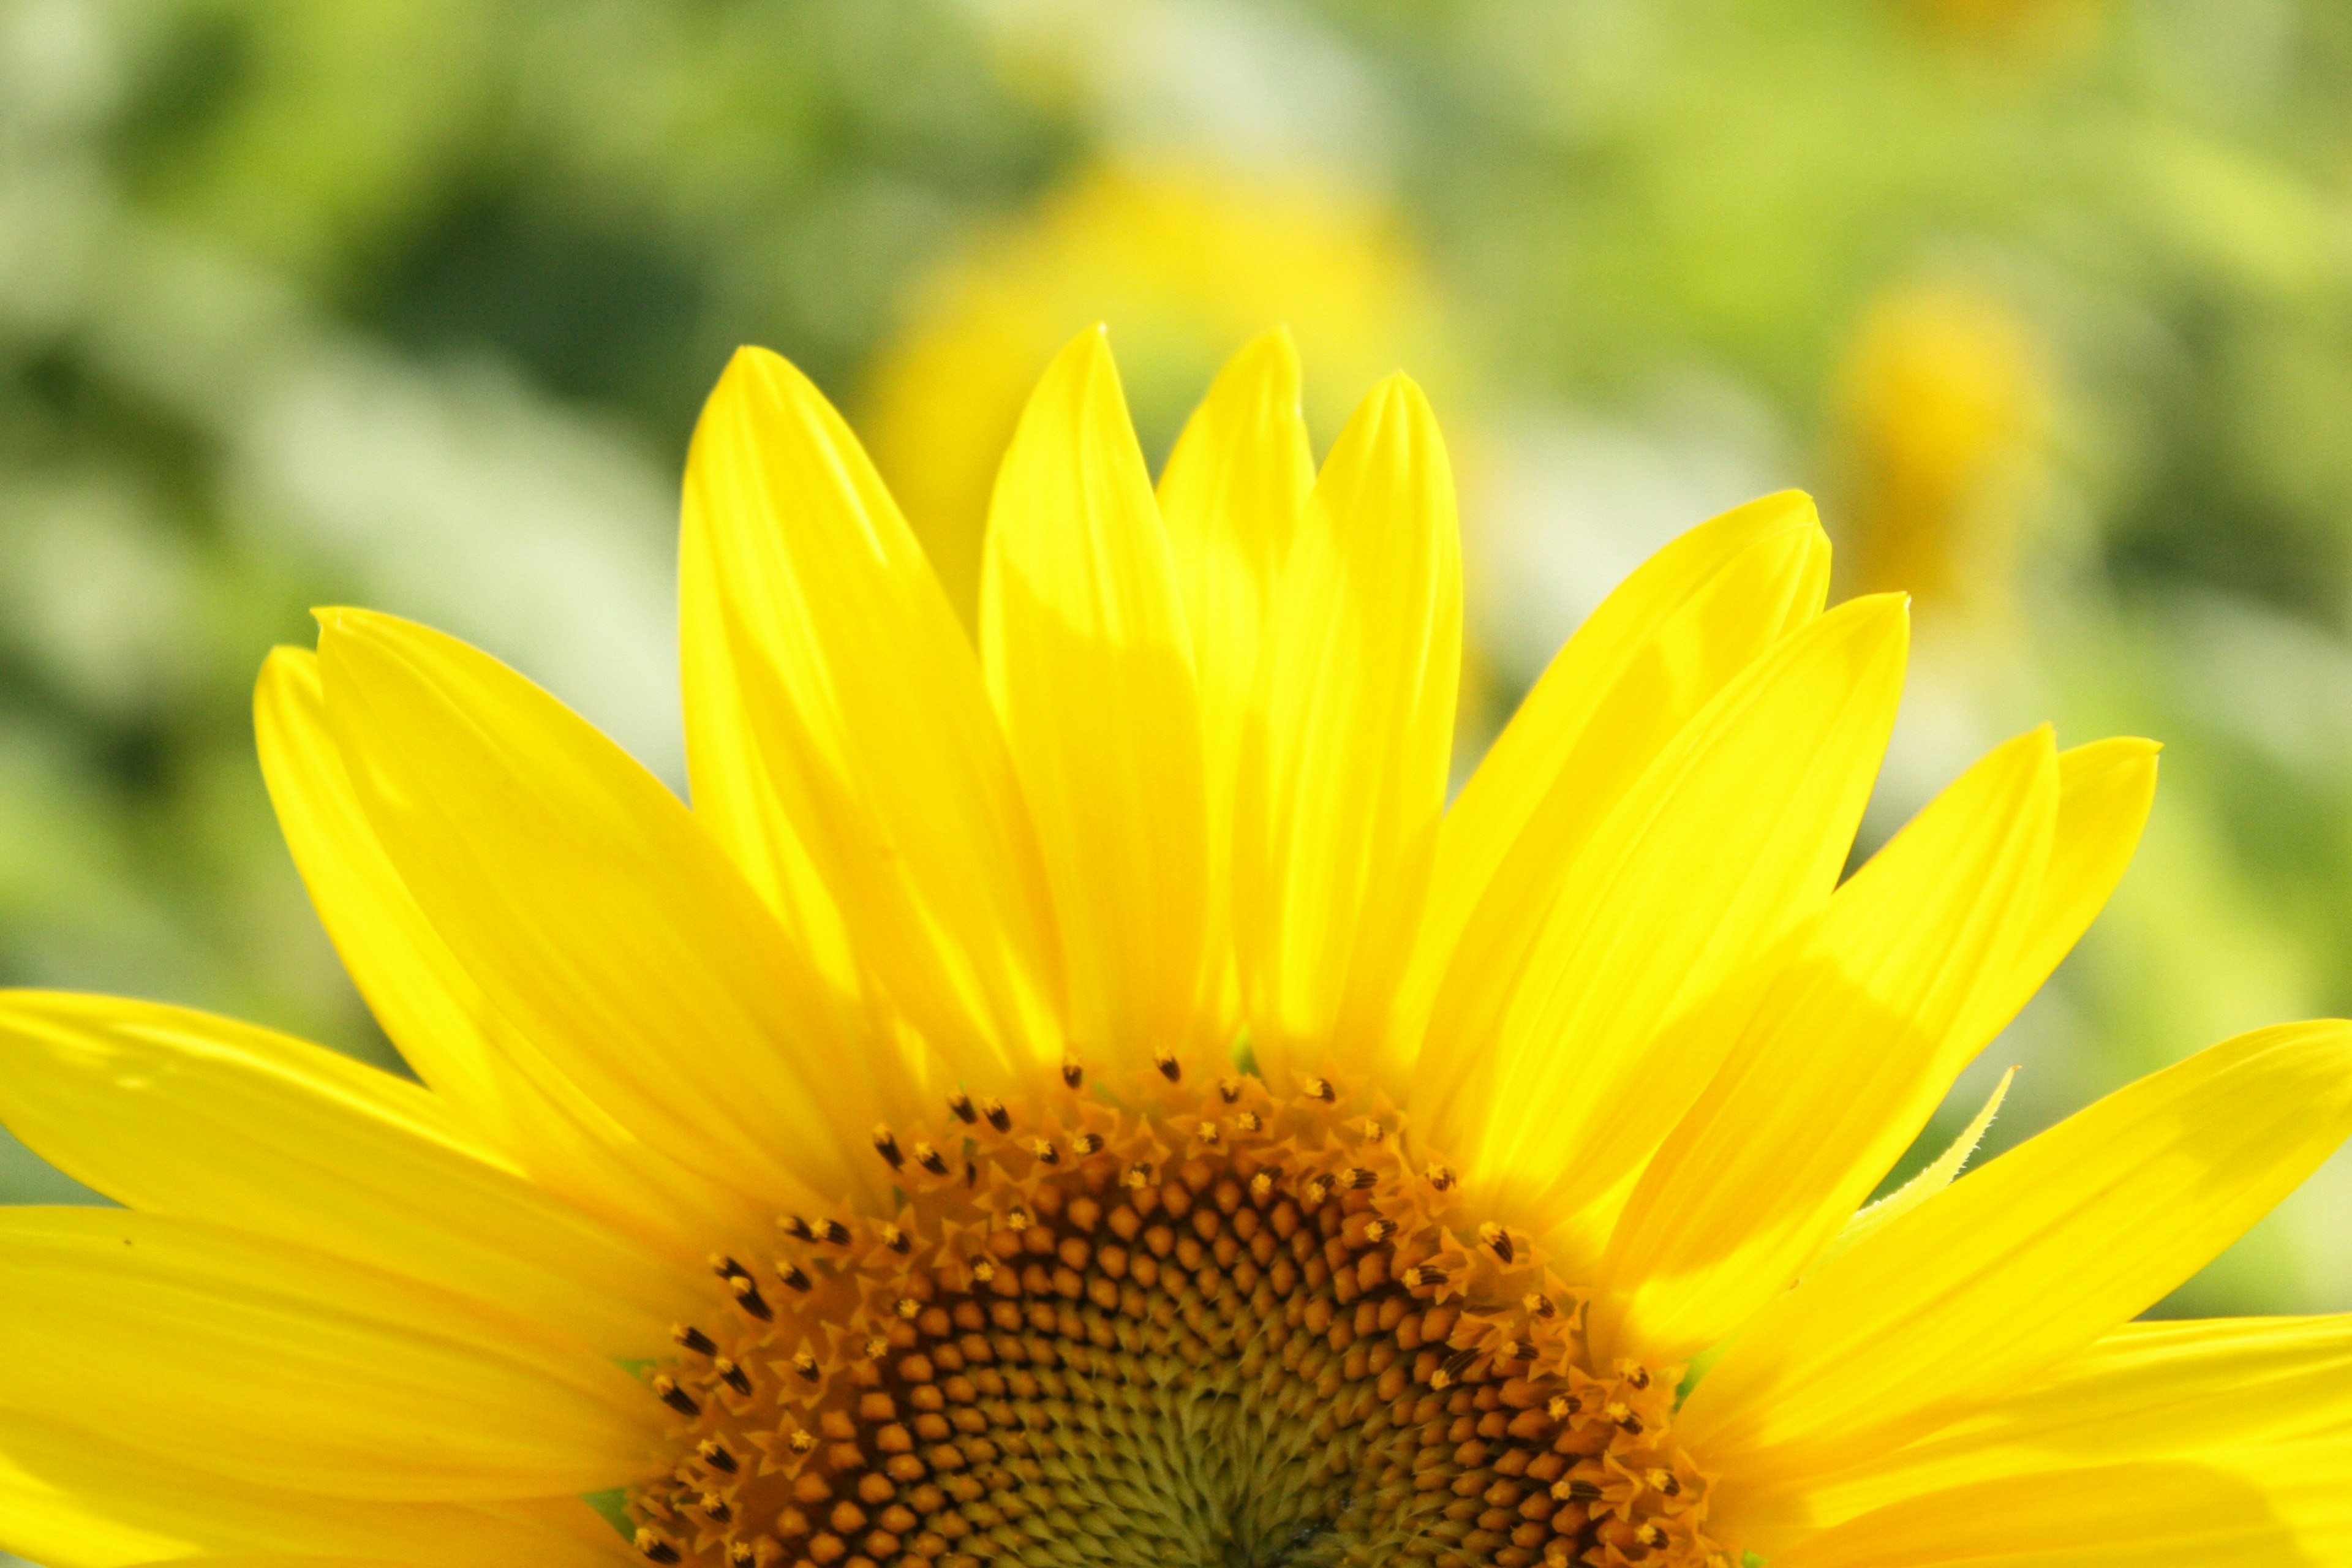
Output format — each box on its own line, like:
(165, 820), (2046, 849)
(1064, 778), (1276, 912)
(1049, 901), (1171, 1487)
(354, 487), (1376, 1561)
(2, 2), (682, 780)
(962, 0), (1395, 183)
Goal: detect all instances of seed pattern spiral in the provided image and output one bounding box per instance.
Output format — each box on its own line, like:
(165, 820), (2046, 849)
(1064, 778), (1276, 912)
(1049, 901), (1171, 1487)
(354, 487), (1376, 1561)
(630, 1063), (1729, 1568)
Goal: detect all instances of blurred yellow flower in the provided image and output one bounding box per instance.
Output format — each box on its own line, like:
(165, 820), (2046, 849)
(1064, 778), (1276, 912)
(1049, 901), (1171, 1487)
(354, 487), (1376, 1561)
(1, 330), (2350, 1568)
(1838, 280), (2046, 627)
(862, 164), (1445, 618)
(1907, 0), (2110, 55)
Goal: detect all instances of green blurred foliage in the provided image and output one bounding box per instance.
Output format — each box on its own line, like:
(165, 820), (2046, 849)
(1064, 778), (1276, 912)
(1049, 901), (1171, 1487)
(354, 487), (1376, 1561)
(4, 0), (2352, 1311)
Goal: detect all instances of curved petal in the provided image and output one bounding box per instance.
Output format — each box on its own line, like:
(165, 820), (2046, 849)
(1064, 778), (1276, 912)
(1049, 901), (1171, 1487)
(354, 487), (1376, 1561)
(682, 347), (1065, 1085)
(1747, 1314), (2352, 1550)
(981, 328), (1208, 1065)
(1964, 736), (2159, 1043)
(315, 609), (898, 1213)
(1234, 372), (1462, 1080)
(1680, 1020), (2352, 1503)
(0, 990), (701, 1357)
(1420, 594), (1907, 1233)
(1765, 1461), (2345, 1568)
(1591, 729), (2057, 1363)
(1156, 328), (1316, 1050)
(1807, 1065), (2018, 1278)
(0, 1403), (627, 1568)
(255, 647), (513, 1137)
(0, 1207), (660, 1501)
(1390, 491), (1829, 1057)
(256, 649), (777, 1264)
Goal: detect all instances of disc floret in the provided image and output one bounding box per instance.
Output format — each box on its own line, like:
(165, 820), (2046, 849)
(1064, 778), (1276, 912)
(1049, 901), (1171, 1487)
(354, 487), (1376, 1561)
(633, 1063), (1728, 1568)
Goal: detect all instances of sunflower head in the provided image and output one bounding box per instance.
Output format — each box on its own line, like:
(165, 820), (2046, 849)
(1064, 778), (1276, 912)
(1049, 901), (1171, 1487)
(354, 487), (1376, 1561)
(638, 1058), (1711, 1568)
(0, 325), (2347, 1568)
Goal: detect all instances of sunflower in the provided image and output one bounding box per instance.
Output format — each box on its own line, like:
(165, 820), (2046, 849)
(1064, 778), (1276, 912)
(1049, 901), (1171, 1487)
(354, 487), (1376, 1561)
(2, 328), (2349, 1568)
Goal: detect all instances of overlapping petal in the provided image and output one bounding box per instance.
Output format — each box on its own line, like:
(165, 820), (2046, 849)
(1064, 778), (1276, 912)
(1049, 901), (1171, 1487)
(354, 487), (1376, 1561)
(1591, 728), (2057, 1362)
(315, 609), (892, 1212)
(256, 649), (776, 1261)
(1234, 372), (1461, 1079)
(1420, 594), (1907, 1231)
(0, 990), (698, 1356)
(1757, 1313), (2352, 1548)
(0, 1403), (625, 1568)
(254, 649), (516, 1139)
(1965, 735), (2160, 1033)
(0, 1208), (659, 1501)
(1807, 1065), (2016, 1277)
(1389, 491), (1829, 1058)
(1767, 1461), (2346, 1568)
(1157, 328), (1316, 1047)
(1681, 1019), (2352, 1507)
(682, 347), (1065, 1084)
(981, 328), (1208, 1064)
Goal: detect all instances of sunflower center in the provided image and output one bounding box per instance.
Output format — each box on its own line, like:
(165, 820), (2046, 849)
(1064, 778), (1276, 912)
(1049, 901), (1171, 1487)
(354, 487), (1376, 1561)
(630, 1064), (1725, 1568)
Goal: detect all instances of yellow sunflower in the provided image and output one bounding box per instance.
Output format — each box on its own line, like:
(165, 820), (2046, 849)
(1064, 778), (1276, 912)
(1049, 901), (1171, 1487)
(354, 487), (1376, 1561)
(2, 326), (2349, 1568)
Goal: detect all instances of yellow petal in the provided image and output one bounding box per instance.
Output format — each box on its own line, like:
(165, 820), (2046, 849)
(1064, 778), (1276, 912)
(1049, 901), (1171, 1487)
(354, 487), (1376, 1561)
(315, 609), (889, 1213)
(116, 1561), (510, 1567)
(1419, 594), (1908, 1233)
(1767, 1460), (2347, 1568)
(1593, 729), (2057, 1363)
(1390, 491), (1829, 1059)
(1156, 328), (1316, 1048)
(1807, 1065), (2017, 1279)
(255, 647), (511, 1137)
(1962, 735), (2159, 1044)
(0, 1404), (626, 1568)
(0, 990), (700, 1357)
(256, 649), (776, 1264)
(981, 328), (1209, 1064)
(0, 1208), (659, 1501)
(1234, 372), (1461, 1078)
(682, 347), (1065, 1083)
(1751, 1314), (2352, 1548)
(1680, 1019), (2352, 1499)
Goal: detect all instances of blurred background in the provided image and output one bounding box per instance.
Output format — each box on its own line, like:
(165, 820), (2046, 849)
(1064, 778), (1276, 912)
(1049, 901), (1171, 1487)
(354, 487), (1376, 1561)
(1, 0), (2349, 1321)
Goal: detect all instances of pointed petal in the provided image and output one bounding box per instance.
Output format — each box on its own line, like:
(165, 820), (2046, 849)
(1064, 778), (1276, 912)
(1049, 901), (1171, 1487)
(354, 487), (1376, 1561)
(980, 328), (1209, 1064)
(255, 647), (511, 1136)
(1766, 1461), (2348, 1568)
(316, 609), (892, 1213)
(1593, 729), (2057, 1362)
(1391, 491), (1829, 1055)
(0, 1404), (627, 1568)
(682, 347), (1065, 1082)
(1749, 1314), (2352, 1548)
(1679, 1019), (2352, 1498)
(0, 990), (700, 1357)
(256, 649), (775, 1263)
(1808, 1065), (2017, 1279)
(1420, 594), (1907, 1233)
(1234, 372), (1462, 1077)
(1157, 328), (1316, 1048)
(0, 1207), (659, 1501)
(1970, 736), (2159, 1041)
